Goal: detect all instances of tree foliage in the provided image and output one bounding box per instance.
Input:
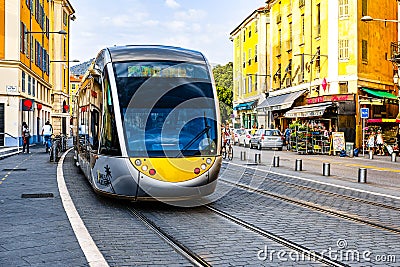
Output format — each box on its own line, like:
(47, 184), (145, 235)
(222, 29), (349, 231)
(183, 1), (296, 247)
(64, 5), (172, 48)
(212, 62), (233, 122)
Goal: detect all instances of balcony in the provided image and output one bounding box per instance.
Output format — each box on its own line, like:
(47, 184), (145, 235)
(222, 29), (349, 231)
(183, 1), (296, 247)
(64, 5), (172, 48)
(314, 25), (321, 38)
(390, 42), (400, 65)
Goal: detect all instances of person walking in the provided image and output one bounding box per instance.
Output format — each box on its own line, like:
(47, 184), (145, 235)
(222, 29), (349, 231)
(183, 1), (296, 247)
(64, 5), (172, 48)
(22, 122), (31, 153)
(376, 130), (384, 155)
(367, 132), (376, 155)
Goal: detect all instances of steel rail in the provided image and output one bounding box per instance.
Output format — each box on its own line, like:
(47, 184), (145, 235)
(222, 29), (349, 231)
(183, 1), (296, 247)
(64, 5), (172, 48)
(127, 207), (211, 267)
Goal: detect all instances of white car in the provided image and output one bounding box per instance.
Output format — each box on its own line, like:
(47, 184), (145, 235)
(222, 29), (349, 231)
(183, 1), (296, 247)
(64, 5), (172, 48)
(232, 128), (245, 145)
(238, 129), (252, 147)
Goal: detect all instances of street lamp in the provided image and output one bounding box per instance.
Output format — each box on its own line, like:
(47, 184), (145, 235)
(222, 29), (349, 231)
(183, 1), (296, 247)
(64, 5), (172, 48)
(361, 16), (400, 23)
(24, 30), (67, 35)
(50, 59), (80, 63)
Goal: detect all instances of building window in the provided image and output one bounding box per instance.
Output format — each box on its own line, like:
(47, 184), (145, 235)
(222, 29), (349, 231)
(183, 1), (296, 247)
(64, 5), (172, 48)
(28, 75), (31, 95)
(32, 78), (36, 97)
(242, 78), (246, 94)
(243, 30), (246, 42)
(248, 27), (252, 38)
(339, 39), (349, 60)
(248, 49), (252, 66)
(339, 82), (348, 94)
(301, 14), (305, 44)
(362, 39), (368, 62)
(362, 0), (367, 16)
(255, 20), (258, 33)
(22, 71), (26, 92)
(255, 45), (258, 62)
(316, 4), (321, 37)
(339, 0), (349, 17)
(243, 52), (246, 68)
(248, 75), (252, 93)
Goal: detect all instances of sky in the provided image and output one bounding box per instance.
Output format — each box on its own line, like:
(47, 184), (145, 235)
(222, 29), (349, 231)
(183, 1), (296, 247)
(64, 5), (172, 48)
(68, 0), (265, 66)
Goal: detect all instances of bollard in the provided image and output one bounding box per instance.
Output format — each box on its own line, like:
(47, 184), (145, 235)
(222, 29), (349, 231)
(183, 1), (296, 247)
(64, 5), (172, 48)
(391, 153), (397, 162)
(240, 151), (246, 161)
(255, 153), (261, 164)
(358, 168), (367, 183)
(295, 159), (302, 171)
(368, 150), (374, 160)
(322, 162), (330, 176)
(273, 156), (280, 167)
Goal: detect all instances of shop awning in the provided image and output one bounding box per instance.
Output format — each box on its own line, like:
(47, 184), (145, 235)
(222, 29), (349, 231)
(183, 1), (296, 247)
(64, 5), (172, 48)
(361, 88), (398, 100)
(257, 90), (306, 111)
(284, 102), (333, 118)
(233, 100), (257, 111)
(367, 118), (398, 123)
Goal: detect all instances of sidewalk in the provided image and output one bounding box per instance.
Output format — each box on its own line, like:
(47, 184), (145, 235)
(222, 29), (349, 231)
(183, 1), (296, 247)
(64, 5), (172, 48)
(0, 145), (87, 266)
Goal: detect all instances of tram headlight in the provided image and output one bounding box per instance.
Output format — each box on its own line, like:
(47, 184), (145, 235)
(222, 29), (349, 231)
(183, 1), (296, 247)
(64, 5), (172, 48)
(201, 164), (207, 170)
(206, 158), (212, 165)
(135, 159), (142, 166)
(141, 165), (148, 171)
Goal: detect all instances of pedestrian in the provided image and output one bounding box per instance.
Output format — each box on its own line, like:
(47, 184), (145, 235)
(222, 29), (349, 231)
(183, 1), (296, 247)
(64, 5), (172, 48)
(251, 123), (257, 135)
(41, 121), (53, 152)
(367, 132), (376, 154)
(284, 126), (291, 146)
(22, 122), (31, 153)
(376, 130), (384, 155)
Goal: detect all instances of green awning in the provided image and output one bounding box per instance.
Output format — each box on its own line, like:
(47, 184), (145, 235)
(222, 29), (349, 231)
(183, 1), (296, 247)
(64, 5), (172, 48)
(362, 88), (398, 100)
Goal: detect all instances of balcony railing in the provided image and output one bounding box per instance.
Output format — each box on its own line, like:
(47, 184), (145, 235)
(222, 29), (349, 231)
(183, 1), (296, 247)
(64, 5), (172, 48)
(390, 42), (400, 64)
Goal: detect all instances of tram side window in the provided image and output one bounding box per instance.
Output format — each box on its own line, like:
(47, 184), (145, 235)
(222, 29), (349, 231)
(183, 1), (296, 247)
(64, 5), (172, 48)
(90, 109), (100, 150)
(100, 69), (122, 156)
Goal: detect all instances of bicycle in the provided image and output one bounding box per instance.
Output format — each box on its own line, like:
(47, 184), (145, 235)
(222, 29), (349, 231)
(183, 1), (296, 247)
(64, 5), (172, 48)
(221, 139), (233, 160)
(43, 135), (52, 153)
(49, 135), (63, 162)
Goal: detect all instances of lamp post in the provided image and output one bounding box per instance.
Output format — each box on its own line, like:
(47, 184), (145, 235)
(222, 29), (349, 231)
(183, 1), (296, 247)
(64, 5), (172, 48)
(361, 16), (400, 24)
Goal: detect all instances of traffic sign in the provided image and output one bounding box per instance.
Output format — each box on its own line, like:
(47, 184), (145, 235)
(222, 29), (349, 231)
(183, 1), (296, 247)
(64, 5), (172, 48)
(360, 108), (369, 119)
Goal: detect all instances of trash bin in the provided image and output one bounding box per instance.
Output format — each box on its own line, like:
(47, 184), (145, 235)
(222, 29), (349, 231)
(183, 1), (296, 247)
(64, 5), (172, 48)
(346, 142), (354, 157)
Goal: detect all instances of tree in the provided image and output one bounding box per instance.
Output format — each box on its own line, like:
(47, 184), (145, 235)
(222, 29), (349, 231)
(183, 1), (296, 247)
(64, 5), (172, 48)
(212, 62), (233, 123)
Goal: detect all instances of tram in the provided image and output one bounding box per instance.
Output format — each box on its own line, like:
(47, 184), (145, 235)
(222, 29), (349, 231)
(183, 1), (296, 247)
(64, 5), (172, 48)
(73, 45), (222, 201)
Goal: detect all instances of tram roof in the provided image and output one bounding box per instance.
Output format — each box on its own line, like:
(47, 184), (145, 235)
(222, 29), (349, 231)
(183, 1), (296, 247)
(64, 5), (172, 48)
(106, 45), (207, 64)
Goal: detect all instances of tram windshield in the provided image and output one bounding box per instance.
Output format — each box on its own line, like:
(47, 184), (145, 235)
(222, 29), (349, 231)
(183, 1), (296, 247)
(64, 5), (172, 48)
(113, 61), (218, 157)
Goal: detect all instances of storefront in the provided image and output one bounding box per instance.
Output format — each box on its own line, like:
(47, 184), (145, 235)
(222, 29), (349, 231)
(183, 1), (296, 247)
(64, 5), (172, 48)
(359, 88), (399, 150)
(256, 89), (307, 131)
(233, 100), (258, 129)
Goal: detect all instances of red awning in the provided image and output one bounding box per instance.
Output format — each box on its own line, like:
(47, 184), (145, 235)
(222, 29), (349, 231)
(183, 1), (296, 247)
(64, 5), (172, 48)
(367, 118), (397, 123)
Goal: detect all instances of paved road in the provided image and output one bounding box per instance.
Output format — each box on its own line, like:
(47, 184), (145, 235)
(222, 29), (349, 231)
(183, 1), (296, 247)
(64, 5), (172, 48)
(0, 145), (399, 266)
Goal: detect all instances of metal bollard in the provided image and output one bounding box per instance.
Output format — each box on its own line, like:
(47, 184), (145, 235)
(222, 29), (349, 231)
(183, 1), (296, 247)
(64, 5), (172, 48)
(295, 159), (302, 171)
(368, 150), (374, 160)
(358, 168), (367, 183)
(273, 156), (280, 167)
(322, 162), (330, 176)
(391, 153), (397, 162)
(240, 151), (246, 161)
(255, 153), (261, 164)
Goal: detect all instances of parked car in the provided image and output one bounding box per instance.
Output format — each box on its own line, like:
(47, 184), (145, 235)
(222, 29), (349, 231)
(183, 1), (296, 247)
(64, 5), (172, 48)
(249, 129), (284, 150)
(238, 129), (252, 147)
(232, 128), (245, 145)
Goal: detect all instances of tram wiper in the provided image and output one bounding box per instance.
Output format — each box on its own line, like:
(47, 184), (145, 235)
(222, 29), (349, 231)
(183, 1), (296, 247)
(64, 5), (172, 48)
(175, 125), (211, 158)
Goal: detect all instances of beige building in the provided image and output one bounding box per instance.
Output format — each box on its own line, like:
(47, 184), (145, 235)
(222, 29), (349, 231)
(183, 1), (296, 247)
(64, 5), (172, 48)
(0, 0), (74, 147)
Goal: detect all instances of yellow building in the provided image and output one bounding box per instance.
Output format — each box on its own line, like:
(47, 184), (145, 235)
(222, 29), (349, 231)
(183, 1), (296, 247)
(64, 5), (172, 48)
(262, 0), (398, 148)
(0, 0), (74, 147)
(230, 7), (269, 129)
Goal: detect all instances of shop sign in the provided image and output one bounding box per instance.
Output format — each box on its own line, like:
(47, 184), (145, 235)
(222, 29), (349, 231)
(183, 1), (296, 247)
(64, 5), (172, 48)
(360, 108), (369, 119)
(6, 85), (18, 93)
(286, 109), (325, 118)
(307, 94), (354, 104)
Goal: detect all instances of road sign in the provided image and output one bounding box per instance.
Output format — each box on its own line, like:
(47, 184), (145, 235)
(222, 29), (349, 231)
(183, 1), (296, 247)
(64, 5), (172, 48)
(360, 108), (369, 119)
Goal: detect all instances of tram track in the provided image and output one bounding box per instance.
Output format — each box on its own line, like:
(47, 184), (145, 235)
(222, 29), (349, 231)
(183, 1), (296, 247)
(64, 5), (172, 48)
(127, 207), (211, 267)
(204, 205), (348, 267)
(220, 178), (400, 235)
(222, 163), (400, 212)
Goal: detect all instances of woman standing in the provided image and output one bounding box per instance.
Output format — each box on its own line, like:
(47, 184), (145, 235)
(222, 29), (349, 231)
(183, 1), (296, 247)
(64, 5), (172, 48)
(22, 122), (31, 153)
